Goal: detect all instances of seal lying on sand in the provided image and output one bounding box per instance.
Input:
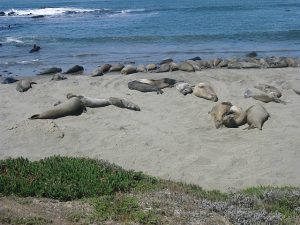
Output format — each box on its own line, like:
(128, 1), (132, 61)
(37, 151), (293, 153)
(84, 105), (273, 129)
(51, 73), (67, 81)
(245, 104), (270, 130)
(1, 77), (18, 84)
(16, 80), (37, 92)
(121, 65), (137, 75)
(38, 67), (62, 75)
(175, 82), (194, 95)
(193, 83), (218, 102)
(138, 78), (177, 89)
(222, 106), (247, 128)
(254, 84), (282, 98)
(244, 88), (285, 104)
(64, 65), (84, 74)
(209, 102), (232, 128)
(91, 64), (111, 77)
(128, 81), (163, 94)
(29, 97), (86, 119)
(109, 64), (124, 72)
(67, 93), (140, 111)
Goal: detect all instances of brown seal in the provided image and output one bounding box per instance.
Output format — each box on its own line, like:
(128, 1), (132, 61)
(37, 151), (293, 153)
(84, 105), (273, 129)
(209, 102), (232, 128)
(222, 106), (247, 128)
(193, 83), (218, 102)
(245, 104), (270, 130)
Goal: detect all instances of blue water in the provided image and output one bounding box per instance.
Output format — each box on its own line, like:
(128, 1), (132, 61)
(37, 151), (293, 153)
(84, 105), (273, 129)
(1, 0), (300, 75)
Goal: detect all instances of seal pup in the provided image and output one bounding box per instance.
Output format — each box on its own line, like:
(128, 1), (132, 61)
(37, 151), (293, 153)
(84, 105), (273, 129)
(128, 81), (163, 94)
(29, 44), (41, 53)
(193, 83), (218, 102)
(121, 65), (137, 75)
(38, 67), (62, 75)
(109, 97), (140, 111)
(254, 84), (282, 98)
(16, 80), (37, 92)
(175, 82), (194, 95)
(91, 64), (111, 77)
(244, 88), (285, 104)
(51, 73), (67, 81)
(245, 104), (270, 130)
(1, 77), (18, 84)
(29, 97), (86, 119)
(209, 102), (232, 128)
(222, 106), (247, 128)
(64, 65), (84, 74)
(137, 78), (177, 89)
(66, 93), (111, 108)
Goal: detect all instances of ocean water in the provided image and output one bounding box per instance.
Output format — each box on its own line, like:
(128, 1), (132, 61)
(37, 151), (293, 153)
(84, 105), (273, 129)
(0, 0), (300, 75)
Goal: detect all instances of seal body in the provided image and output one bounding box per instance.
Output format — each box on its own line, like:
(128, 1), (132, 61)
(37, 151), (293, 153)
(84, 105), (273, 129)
(109, 97), (140, 111)
(222, 106), (247, 128)
(109, 64), (124, 72)
(128, 81), (163, 94)
(39, 67), (62, 75)
(156, 63), (170, 73)
(175, 82), (193, 95)
(246, 104), (270, 130)
(91, 64), (111, 77)
(16, 80), (36, 92)
(30, 97), (86, 119)
(138, 78), (177, 89)
(244, 88), (284, 104)
(209, 102), (232, 128)
(193, 83), (218, 102)
(178, 62), (195, 72)
(51, 73), (67, 81)
(254, 84), (282, 98)
(121, 65), (137, 75)
(1, 77), (18, 84)
(67, 94), (111, 108)
(64, 65), (84, 74)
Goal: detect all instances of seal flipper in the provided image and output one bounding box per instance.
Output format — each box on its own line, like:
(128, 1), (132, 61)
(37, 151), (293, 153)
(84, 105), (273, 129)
(29, 114), (40, 120)
(109, 97), (140, 111)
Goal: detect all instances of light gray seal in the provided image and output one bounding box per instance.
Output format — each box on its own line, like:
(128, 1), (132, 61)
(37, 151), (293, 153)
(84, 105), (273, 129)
(128, 80), (163, 94)
(29, 97), (86, 119)
(109, 97), (140, 111)
(16, 80), (37, 92)
(245, 104), (270, 130)
(175, 82), (194, 95)
(66, 93), (111, 108)
(121, 65), (137, 75)
(244, 88), (285, 104)
(38, 67), (62, 75)
(91, 64), (111, 77)
(254, 84), (282, 98)
(109, 63), (124, 72)
(51, 73), (67, 81)
(193, 83), (218, 102)
(64, 65), (84, 74)
(178, 62), (195, 72)
(222, 106), (247, 128)
(137, 78), (177, 89)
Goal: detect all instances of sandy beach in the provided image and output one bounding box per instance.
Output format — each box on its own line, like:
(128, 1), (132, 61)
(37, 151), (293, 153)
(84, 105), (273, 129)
(1, 68), (300, 191)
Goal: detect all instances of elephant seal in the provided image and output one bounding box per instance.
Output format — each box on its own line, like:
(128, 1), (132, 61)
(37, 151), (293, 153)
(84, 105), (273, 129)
(51, 73), (67, 81)
(1, 77), (18, 84)
(121, 65), (137, 75)
(38, 67), (62, 75)
(156, 63), (170, 73)
(178, 62), (195, 72)
(64, 65), (84, 74)
(91, 64), (111, 77)
(16, 80), (37, 92)
(109, 97), (140, 111)
(128, 81), (163, 94)
(244, 88), (285, 104)
(109, 63), (124, 72)
(175, 82), (194, 95)
(169, 62), (179, 71)
(159, 58), (173, 65)
(245, 104), (270, 130)
(193, 83), (218, 102)
(30, 97), (86, 119)
(188, 56), (201, 61)
(185, 60), (201, 71)
(138, 78), (177, 89)
(245, 51), (257, 58)
(209, 102), (232, 128)
(66, 93), (111, 108)
(146, 64), (157, 72)
(29, 44), (41, 53)
(136, 65), (146, 72)
(254, 84), (282, 98)
(293, 88), (300, 95)
(222, 106), (247, 128)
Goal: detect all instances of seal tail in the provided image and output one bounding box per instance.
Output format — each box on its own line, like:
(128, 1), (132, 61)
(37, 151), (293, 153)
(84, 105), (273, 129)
(29, 114), (40, 120)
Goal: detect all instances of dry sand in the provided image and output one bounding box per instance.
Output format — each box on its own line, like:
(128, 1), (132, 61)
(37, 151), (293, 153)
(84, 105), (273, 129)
(1, 68), (300, 191)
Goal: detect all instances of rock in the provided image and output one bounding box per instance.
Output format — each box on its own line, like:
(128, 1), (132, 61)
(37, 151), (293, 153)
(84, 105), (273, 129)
(228, 62), (261, 69)
(8, 11), (16, 16)
(64, 65), (84, 74)
(0, 43), (2, 47)
(159, 58), (173, 65)
(185, 60), (201, 71)
(29, 44), (41, 53)
(121, 65), (137, 75)
(109, 63), (124, 72)
(188, 56), (201, 61)
(146, 64), (157, 72)
(246, 51), (258, 58)
(38, 67), (62, 75)
(0, 12), (5, 16)
(178, 62), (195, 72)
(32, 15), (45, 18)
(137, 65), (146, 72)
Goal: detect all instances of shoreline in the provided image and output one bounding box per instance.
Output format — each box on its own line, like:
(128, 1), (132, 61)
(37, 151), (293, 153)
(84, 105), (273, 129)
(1, 67), (300, 191)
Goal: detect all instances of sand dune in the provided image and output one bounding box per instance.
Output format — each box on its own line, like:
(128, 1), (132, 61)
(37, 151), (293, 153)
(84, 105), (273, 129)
(1, 68), (300, 191)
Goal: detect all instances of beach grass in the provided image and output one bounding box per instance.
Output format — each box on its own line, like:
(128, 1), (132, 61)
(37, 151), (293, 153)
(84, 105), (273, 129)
(0, 156), (299, 224)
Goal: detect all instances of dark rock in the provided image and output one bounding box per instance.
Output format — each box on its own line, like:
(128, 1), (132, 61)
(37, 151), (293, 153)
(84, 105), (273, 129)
(38, 67), (62, 75)
(32, 15), (45, 19)
(64, 65), (84, 74)
(0, 43), (2, 47)
(188, 56), (201, 61)
(29, 44), (41, 53)
(0, 12), (5, 16)
(8, 11), (16, 16)
(246, 51), (258, 58)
